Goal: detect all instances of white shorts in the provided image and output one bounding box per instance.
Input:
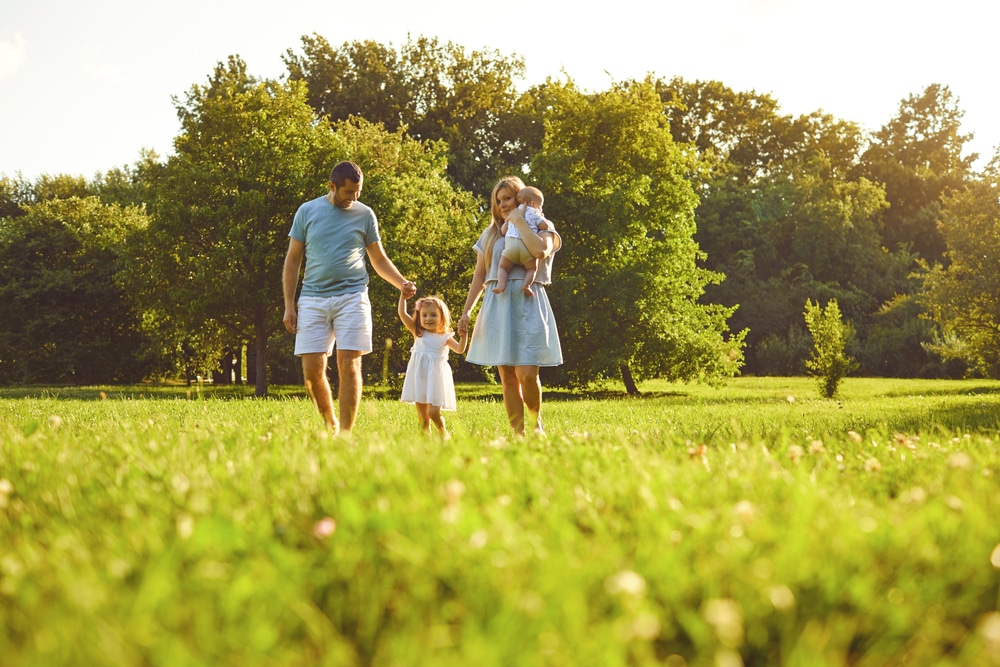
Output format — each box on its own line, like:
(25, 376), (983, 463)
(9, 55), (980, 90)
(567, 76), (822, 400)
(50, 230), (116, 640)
(294, 290), (373, 356)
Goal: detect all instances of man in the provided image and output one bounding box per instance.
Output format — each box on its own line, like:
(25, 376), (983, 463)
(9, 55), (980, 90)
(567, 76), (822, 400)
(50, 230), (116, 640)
(283, 161), (416, 434)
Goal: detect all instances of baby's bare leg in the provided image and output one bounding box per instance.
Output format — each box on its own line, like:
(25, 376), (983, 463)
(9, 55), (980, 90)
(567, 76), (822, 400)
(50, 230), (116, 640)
(521, 257), (538, 297)
(493, 256), (515, 293)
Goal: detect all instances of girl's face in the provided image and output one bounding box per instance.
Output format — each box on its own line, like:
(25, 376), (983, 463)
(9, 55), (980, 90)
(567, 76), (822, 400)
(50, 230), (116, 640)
(419, 302), (443, 333)
(495, 187), (517, 219)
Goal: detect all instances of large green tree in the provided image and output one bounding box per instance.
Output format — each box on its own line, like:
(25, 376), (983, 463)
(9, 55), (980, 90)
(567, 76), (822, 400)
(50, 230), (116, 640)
(133, 56), (481, 394)
(657, 77), (934, 376)
(921, 152), (1000, 377)
(129, 57), (340, 396)
(530, 80), (745, 393)
(0, 197), (154, 384)
(858, 84), (976, 262)
(284, 34), (531, 195)
(318, 119), (481, 381)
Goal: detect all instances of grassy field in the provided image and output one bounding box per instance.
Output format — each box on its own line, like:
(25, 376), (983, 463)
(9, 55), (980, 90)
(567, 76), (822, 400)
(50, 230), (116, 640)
(2, 377), (1000, 666)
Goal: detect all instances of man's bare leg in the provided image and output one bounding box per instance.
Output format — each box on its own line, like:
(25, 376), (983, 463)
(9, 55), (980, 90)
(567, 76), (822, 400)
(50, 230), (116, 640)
(302, 353), (338, 433)
(336, 349), (364, 434)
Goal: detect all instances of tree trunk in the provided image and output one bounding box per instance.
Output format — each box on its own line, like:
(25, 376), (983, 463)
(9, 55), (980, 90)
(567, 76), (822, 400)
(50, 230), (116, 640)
(253, 306), (269, 397)
(234, 342), (243, 385)
(246, 340), (257, 386)
(620, 363), (641, 396)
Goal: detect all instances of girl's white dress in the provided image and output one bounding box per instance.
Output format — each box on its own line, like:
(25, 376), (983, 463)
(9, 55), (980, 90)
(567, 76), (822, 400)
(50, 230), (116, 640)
(400, 332), (457, 410)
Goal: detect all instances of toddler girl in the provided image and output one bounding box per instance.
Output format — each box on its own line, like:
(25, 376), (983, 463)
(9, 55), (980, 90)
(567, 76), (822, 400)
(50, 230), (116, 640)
(398, 294), (468, 436)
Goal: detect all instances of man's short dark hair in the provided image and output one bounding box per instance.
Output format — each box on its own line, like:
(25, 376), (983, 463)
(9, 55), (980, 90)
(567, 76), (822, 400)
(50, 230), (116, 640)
(330, 161), (363, 187)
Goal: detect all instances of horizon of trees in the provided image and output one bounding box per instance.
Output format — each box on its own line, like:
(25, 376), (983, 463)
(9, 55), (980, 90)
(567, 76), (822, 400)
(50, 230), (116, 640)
(1, 34), (998, 392)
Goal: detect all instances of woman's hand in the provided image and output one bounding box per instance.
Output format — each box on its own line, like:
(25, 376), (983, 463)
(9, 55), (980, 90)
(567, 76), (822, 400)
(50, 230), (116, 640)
(506, 205), (527, 230)
(458, 312), (471, 337)
(507, 206), (553, 260)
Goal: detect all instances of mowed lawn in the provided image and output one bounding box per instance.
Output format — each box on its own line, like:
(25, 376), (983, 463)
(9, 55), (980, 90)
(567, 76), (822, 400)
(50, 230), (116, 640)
(1, 376), (999, 666)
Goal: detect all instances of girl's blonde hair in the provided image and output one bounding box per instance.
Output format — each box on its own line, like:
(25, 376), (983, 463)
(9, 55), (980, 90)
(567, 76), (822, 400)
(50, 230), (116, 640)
(413, 296), (452, 337)
(482, 176), (526, 268)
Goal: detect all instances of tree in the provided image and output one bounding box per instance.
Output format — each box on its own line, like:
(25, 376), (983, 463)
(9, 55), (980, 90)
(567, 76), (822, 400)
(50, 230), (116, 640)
(128, 57), (340, 396)
(656, 77), (933, 376)
(317, 119), (481, 381)
(284, 34), (530, 194)
(132, 56), (482, 395)
(530, 80), (745, 394)
(804, 298), (857, 398)
(921, 152), (1000, 377)
(858, 84), (976, 262)
(0, 197), (154, 384)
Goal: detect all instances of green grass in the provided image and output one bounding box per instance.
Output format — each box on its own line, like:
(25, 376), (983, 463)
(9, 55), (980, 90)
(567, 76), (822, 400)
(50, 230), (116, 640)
(2, 377), (1000, 666)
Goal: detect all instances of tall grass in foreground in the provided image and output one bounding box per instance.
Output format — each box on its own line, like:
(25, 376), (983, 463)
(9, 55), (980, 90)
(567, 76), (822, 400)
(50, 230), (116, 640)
(1, 377), (1000, 666)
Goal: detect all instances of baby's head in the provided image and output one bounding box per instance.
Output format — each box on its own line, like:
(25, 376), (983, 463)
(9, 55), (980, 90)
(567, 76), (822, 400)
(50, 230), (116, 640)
(517, 186), (544, 210)
(413, 296), (452, 336)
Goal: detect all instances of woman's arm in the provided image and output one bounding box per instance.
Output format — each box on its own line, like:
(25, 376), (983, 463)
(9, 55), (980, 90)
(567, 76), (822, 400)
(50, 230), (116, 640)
(507, 207), (556, 259)
(458, 252), (487, 336)
(398, 293), (416, 335)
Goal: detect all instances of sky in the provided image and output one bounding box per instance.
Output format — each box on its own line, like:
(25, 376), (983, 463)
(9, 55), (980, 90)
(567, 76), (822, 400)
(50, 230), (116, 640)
(2, 0), (997, 182)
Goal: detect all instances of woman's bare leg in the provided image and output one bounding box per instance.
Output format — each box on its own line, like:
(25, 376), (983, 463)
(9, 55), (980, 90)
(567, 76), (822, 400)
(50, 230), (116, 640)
(515, 365), (543, 434)
(497, 365), (525, 435)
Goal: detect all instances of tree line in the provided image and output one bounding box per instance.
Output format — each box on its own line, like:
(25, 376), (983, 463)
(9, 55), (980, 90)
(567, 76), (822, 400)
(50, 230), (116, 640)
(1, 35), (997, 394)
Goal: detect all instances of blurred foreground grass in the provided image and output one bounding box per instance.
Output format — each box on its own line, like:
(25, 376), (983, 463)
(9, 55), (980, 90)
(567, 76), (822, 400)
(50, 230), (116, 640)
(1, 377), (1000, 666)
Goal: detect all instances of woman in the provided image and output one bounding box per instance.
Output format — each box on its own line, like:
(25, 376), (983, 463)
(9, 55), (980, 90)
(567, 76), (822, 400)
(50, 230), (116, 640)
(457, 176), (563, 435)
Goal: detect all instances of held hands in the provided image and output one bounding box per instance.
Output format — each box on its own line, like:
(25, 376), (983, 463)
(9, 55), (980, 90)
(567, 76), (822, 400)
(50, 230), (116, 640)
(400, 280), (417, 299)
(457, 312), (470, 337)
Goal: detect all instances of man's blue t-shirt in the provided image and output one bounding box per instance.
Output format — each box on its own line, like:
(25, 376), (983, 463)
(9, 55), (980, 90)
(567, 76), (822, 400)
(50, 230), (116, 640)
(289, 195), (381, 297)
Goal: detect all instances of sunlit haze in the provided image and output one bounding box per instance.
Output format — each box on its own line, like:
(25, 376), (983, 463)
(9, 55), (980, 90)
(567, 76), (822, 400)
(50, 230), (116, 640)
(2, 0), (997, 181)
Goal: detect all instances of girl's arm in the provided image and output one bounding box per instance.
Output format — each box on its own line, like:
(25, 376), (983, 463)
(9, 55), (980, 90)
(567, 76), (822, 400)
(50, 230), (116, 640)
(458, 252), (487, 336)
(507, 207), (556, 259)
(447, 329), (469, 354)
(398, 293), (417, 335)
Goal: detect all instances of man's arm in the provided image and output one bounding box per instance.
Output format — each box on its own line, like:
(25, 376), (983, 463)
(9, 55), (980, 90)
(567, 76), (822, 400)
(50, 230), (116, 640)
(283, 238), (305, 333)
(366, 241), (416, 298)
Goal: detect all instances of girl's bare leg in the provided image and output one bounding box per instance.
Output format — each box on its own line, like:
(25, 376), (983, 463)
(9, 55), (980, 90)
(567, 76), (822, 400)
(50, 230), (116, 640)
(415, 403), (432, 434)
(428, 405), (446, 438)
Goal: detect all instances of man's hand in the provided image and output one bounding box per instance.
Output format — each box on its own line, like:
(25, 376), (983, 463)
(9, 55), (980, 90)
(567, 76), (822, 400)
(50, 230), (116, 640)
(283, 306), (297, 333)
(401, 280), (417, 299)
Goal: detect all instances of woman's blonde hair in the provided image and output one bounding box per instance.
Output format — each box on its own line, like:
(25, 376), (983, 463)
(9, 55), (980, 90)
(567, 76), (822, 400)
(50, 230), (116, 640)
(482, 176), (526, 268)
(413, 296), (452, 337)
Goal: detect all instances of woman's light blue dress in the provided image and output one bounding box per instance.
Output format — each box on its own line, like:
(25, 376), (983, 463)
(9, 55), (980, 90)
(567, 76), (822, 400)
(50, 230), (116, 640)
(466, 225), (563, 367)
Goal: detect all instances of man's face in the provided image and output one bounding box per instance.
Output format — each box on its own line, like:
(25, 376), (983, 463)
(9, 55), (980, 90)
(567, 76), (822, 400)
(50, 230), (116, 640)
(330, 178), (362, 208)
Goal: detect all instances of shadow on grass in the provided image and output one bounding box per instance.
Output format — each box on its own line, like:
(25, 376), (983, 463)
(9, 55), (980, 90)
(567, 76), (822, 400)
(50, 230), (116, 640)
(452, 384), (690, 402)
(882, 383), (1000, 398)
(885, 403), (1000, 434)
(0, 384), (306, 401)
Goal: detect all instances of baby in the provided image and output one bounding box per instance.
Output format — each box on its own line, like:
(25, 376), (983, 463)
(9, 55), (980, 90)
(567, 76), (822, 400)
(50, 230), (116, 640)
(492, 186), (552, 297)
